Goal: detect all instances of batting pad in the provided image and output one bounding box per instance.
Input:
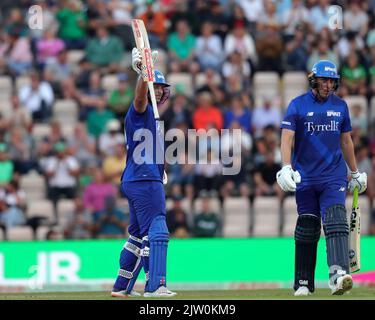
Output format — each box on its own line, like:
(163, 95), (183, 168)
(147, 215), (169, 292)
(324, 204), (350, 280)
(113, 235), (142, 293)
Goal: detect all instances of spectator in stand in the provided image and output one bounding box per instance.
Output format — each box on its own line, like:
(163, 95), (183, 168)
(63, 197), (93, 239)
(337, 31), (365, 62)
(7, 94), (32, 131)
(138, 0), (168, 48)
(223, 94), (252, 133)
(0, 143), (14, 186)
(192, 92), (223, 131)
(224, 24), (257, 69)
(45, 142), (80, 221)
(2, 180), (27, 214)
(307, 38), (339, 73)
(308, 0), (331, 33)
(195, 21), (223, 72)
(83, 168), (117, 216)
(85, 24), (124, 73)
(194, 149), (222, 197)
(7, 127), (36, 175)
(237, 0), (264, 32)
(4, 32), (33, 77)
(255, 24), (283, 73)
(44, 50), (77, 100)
(4, 8), (28, 38)
(167, 19), (199, 74)
(0, 198), (26, 239)
(93, 195), (128, 239)
(195, 68), (226, 106)
(222, 51), (251, 95)
(339, 52), (367, 96)
(35, 28), (65, 69)
(77, 71), (106, 121)
(285, 25), (308, 71)
(102, 142), (127, 187)
(193, 195), (221, 237)
(98, 119), (125, 157)
(18, 71), (54, 122)
(257, 0), (283, 33)
(66, 122), (97, 169)
(350, 104), (367, 137)
(344, 0), (368, 38)
(166, 194), (190, 238)
(281, 0), (310, 41)
(87, 102), (116, 139)
(227, 4), (251, 32)
(168, 150), (195, 202)
(162, 86), (192, 131)
(56, 0), (88, 50)
(252, 97), (282, 137)
(107, 73), (133, 119)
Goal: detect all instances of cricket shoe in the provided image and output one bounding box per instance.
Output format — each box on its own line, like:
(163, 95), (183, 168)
(331, 274), (353, 295)
(111, 289), (141, 298)
(143, 286), (177, 298)
(294, 286), (312, 296)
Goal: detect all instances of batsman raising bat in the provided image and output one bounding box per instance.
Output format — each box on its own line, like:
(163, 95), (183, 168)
(111, 20), (175, 298)
(276, 60), (367, 296)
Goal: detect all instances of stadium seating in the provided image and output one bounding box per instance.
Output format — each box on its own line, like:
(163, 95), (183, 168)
(20, 171), (46, 200)
(57, 199), (75, 225)
(31, 123), (51, 141)
(101, 74), (119, 92)
(53, 99), (79, 124)
(345, 95), (368, 118)
(67, 50), (85, 65)
(282, 71), (308, 108)
(253, 72), (280, 104)
(15, 75), (31, 90)
(7, 226), (34, 241)
(195, 71), (221, 89)
(167, 72), (194, 97)
(26, 199), (55, 222)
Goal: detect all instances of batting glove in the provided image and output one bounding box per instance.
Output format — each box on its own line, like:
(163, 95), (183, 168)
(348, 171), (367, 194)
(163, 170), (168, 185)
(131, 47), (158, 75)
(276, 164), (301, 192)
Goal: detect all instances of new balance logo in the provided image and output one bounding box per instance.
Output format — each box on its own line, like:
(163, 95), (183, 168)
(299, 280), (308, 285)
(327, 111), (341, 117)
(339, 187), (345, 192)
(307, 112), (314, 116)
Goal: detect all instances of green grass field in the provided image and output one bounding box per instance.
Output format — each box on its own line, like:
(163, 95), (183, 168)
(0, 288), (374, 300)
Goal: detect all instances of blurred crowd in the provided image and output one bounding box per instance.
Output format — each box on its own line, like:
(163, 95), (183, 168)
(1, 0), (375, 240)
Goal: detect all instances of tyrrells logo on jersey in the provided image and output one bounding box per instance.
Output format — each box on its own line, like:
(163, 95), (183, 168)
(304, 121), (339, 135)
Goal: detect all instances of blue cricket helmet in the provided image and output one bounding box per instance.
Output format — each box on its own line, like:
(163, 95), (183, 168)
(154, 70), (170, 87)
(308, 60), (340, 90)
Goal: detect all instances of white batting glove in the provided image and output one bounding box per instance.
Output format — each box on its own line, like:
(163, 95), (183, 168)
(163, 170), (168, 185)
(132, 47), (142, 74)
(276, 164), (301, 192)
(131, 48), (158, 75)
(348, 171), (367, 194)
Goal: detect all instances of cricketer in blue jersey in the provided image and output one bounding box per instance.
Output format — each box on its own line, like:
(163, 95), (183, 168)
(277, 60), (367, 296)
(111, 47), (176, 298)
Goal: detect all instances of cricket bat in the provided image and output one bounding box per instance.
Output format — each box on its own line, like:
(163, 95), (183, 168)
(131, 19), (159, 120)
(349, 187), (361, 273)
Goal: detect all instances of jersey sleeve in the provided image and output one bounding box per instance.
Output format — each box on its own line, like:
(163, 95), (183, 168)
(281, 99), (298, 131)
(341, 101), (352, 133)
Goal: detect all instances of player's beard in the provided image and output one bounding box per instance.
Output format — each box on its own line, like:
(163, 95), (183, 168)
(316, 83), (334, 101)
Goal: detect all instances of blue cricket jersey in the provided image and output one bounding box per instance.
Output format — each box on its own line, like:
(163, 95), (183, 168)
(281, 90), (352, 184)
(121, 102), (164, 183)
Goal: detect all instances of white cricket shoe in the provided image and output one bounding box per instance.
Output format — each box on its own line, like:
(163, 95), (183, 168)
(111, 289), (141, 298)
(144, 286), (177, 298)
(331, 274), (353, 295)
(294, 286), (311, 296)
